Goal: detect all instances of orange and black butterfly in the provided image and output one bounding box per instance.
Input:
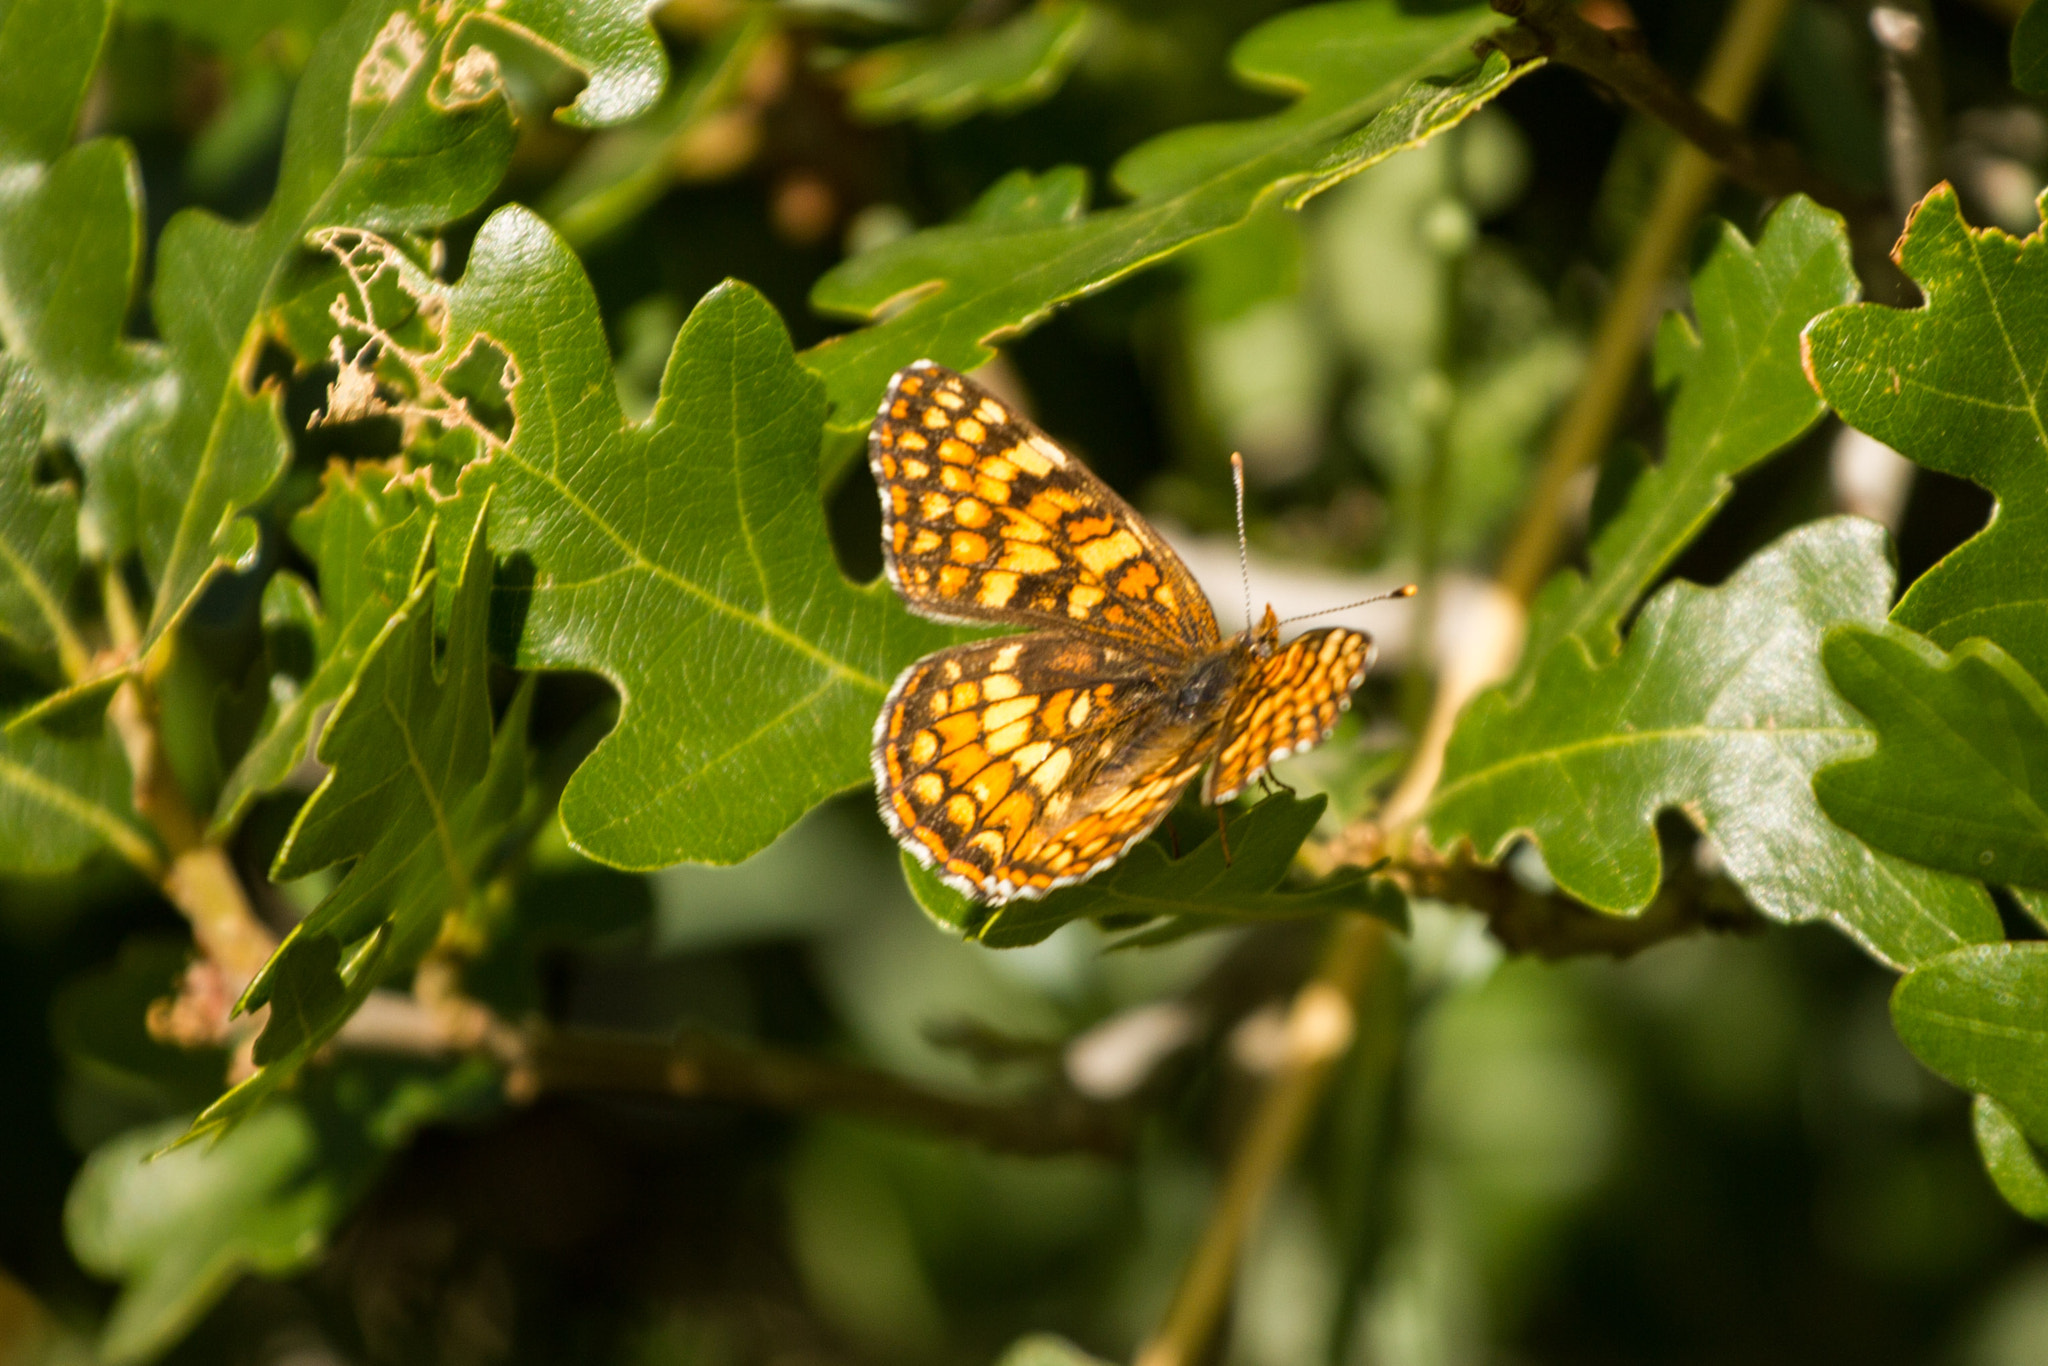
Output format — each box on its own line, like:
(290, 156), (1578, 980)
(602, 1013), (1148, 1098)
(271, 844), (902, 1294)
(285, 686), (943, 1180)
(869, 361), (1399, 904)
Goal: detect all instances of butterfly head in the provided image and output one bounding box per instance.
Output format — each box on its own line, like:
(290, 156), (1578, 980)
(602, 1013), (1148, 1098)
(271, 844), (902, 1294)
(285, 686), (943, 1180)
(1251, 604), (1280, 659)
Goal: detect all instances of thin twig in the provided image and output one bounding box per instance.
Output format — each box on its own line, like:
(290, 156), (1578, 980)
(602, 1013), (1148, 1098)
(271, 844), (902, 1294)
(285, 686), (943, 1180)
(1134, 915), (1388, 1366)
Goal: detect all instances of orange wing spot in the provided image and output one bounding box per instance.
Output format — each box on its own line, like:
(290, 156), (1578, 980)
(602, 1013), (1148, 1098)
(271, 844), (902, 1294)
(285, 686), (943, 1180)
(1117, 562), (1161, 596)
(891, 523), (907, 554)
(1067, 515), (1115, 540)
(891, 400), (910, 418)
(1067, 584), (1104, 619)
(934, 711), (981, 750)
(940, 465), (972, 492)
(969, 761), (1015, 809)
(999, 543), (1061, 575)
(923, 407), (951, 430)
(878, 454), (897, 478)
(945, 794), (978, 830)
(889, 487), (909, 515)
(939, 437), (975, 463)
(946, 856), (983, 882)
(1103, 605), (1130, 624)
(987, 719), (1033, 754)
(1077, 530), (1143, 575)
(937, 564), (970, 596)
(949, 680), (981, 711)
(955, 416), (986, 443)
(920, 491), (952, 520)
(949, 530), (990, 563)
(989, 792), (1036, 842)
(911, 529), (941, 555)
(1093, 684), (1115, 701)
(899, 375), (924, 394)
(887, 697), (908, 739)
(910, 730), (939, 765)
(1039, 692), (1072, 736)
(911, 773), (945, 807)
(917, 828), (948, 861)
(937, 744), (990, 786)
(974, 476), (1010, 505)
(955, 498), (991, 528)
(978, 571), (1020, 608)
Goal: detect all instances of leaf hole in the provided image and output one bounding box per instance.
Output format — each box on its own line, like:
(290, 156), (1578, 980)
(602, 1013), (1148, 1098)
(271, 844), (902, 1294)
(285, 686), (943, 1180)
(33, 439), (81, 489)
(442, 337), (518, 443)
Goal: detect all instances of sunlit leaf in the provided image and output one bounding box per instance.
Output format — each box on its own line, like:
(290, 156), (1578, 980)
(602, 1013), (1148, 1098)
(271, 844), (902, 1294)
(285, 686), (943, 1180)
(1427, 519), (1999, 970)
(1814, 624), (2048, 888)
(1973, 1093), (2048, 1224)
(1805, 185), (2048, 679)
(844, 0), (1097, 128)
(803, 1), (1530, 458)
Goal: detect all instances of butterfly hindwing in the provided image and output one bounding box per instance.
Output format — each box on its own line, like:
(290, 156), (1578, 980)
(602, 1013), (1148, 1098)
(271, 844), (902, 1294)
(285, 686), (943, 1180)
(1204, 628), (1373, 804)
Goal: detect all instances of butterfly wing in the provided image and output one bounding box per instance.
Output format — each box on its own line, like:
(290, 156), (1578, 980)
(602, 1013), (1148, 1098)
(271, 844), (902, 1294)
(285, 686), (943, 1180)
(1203, 628), (1374, 804)
(870, 361), (1220, 657)
(874, 632), (1217, 903)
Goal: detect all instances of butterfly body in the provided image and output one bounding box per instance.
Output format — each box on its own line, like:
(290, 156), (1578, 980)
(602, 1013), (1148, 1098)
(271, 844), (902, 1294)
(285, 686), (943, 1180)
(869, 362), (1375, 905)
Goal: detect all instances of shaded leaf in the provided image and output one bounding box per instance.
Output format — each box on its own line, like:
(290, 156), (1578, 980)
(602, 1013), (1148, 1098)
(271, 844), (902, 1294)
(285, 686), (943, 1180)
(1892, 942), (2048, 1145)
(52, 937), (228, 1114)
(2016, 0), (2048, 94)
(803, 1), (1528, 454)
(903, 793), (1402, 949)
(1804, 185), (2048, 679)
(1973, 1093), (2048, 1223)
(67, 1107), (338, 1364)
(0, 0), (667, 656)
(0, 704), (155, 876)
(119, 0), (349, 59)
(1525, 195), (1859, 669)
(1815, 624), (2048, 888)
(412, 210), (955, 868)
(211, 460), (432, 835)
(845, 0), (1097, 128)
(0, 356), (83, 668)
(1427, 519), (1999, 970)
(186, 509), (530, 1140)
(994, 1335), (1114, 1366)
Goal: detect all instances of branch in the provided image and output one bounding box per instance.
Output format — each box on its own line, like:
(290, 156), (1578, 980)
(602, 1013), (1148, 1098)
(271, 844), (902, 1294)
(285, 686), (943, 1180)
(1490, 0), (1854, 215)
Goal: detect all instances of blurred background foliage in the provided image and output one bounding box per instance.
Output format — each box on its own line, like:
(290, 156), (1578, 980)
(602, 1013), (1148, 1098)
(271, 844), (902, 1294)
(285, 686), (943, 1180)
(7, 0), (2048, 1363)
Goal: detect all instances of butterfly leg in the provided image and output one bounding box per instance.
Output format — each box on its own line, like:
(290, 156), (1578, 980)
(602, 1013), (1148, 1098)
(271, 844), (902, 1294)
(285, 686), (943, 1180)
(1259, 772), (1298, 798)
(1216, 805), (1231, 866)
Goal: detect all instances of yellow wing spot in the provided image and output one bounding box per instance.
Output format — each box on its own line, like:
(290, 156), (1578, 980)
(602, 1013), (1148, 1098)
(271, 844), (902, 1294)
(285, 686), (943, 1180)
(955, 498), (991, 528)
(1067, 693), (1091, 727)
(950, 531), (990, 563)
(978, 571), (1020, 608)
(998, 509), (1050, 542)
(983, 697), (1036, 730)
(969, 761), (1013, 808)
(941, 660), (963, 682)
(935, 387), (966, 410)
(910, 730), (938, 765)
(975, 398), (1007, 423)
(949, 680), (980, 711)
(1155, 584), (1178, 611)
(946, 794), (976, 828)
(911, 773), (944, 806)
(999, 543), (1061, 575)
(1028, 435), (1067, 467)
(939, 466), (972, 493)
(992, 642), (1023, 670)
(898, 431), (928, 451)
(955, 417), (986, 443)
(923, 407), (950, 430)
(1030, 747), (1074, 793)
(1077, 530), (1143, 575)
(987, 719), (1032, 754)
(921, 491), (952, 519)
(1007, 442), (1053, 476)
(968, 831), (1006, 860)
(1012, 740), (1052, 772)
(979, 456), (1018, 482)
(982, 673), (1021, 700)
(1067, 584), (1104, 619)
(911, 529), (941, 555)
(901, 458), (929, 480)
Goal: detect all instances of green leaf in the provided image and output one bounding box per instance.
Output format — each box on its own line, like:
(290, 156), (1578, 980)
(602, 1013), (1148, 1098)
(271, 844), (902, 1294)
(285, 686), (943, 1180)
(52, 937), (229, 1114)
(0, 701), (155, 876)
(0, 0), (667, 656)
(1525, 195), (1860, 669)
(0, 0), (109, 165)
(1815, 625), (2048, 888)
(1892, 942), (2048, 1146)
(186, 507), (530, 1140)
(803, 1), (1530, 453)
(845, 0), (1097, 128)
(903, 793), (1403, 949)
(2015, 0), (2048, 94)
(1427, 518), (2000, 970)
(211, 460), (432, 835)
(994, 1335), (1114, 1366)
(119, 0), (349, 59)
(1804, 185), (2048, 680)
(1973, 1093), (2048, 1223)
(0, 356), (84, 670)
(407, 209), (954, 868)
(66, 1107), (339, 1364)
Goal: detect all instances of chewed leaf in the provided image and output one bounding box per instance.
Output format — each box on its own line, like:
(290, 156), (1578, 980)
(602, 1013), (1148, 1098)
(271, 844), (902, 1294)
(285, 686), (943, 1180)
(803, 1), (1529, 461)
(1804, 185), (2048, 680)
(1427, 519), (1999, 971)
(0, 355), (82, 667)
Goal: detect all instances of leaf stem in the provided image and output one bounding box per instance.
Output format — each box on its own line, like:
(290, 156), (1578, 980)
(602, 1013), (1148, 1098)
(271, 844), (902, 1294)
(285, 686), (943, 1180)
(1134, 914), (1388, 1366)
(1494, 0), (1798, 605)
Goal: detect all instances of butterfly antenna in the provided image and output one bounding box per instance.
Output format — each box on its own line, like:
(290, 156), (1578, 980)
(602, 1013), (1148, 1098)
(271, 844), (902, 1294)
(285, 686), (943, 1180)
(1276, 583), (1418, 627)
(1231, 452), (1254, 632)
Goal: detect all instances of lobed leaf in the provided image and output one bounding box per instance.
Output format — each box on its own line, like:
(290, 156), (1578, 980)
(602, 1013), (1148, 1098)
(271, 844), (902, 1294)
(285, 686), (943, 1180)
(844, 0), (1097, 128)
(1804, 185), (2048, 680)
(1524, 195), (1859, 669)
(803, 0), (1530, 456)
(0, 704), (155, 876)
(1892, 942), (2048, 1147)
(1427, 519), (1999, 970)
(410, 208), (956, 869)
(0, 356), (83, 668)
(903, 794), (1405, 949)
(186, 507), (531, 1141)
(1815, 625), (2048, 889)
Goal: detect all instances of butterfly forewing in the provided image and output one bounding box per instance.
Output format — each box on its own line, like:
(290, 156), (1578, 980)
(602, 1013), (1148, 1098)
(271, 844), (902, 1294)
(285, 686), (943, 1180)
(870, 362), (1220, 657)
(1204, 628), (1374, 804)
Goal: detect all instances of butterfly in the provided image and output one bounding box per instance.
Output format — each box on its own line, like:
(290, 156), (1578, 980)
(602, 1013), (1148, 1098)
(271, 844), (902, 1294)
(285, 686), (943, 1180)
(869, 361), (1400, 905)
